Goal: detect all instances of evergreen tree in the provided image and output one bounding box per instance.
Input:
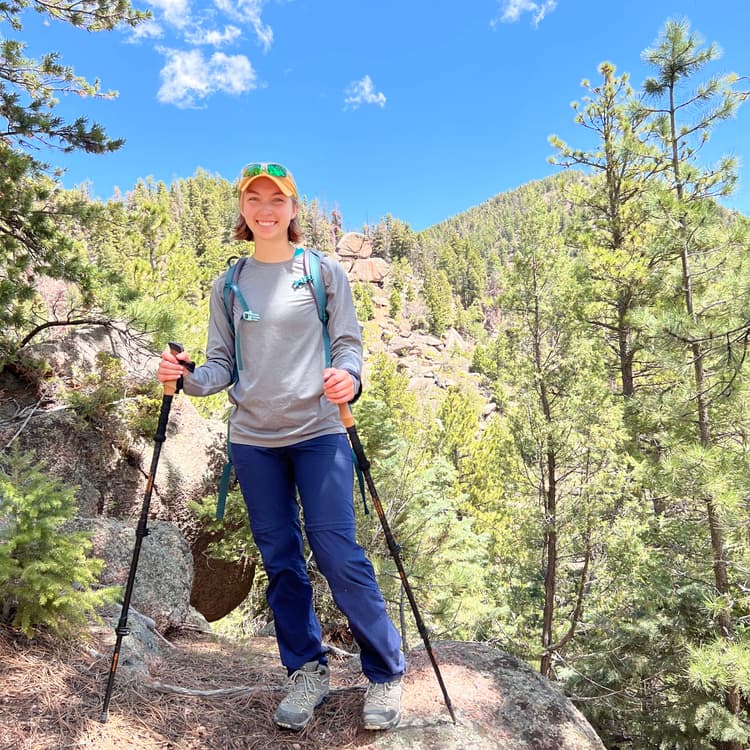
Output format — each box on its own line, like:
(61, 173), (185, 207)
(637, 19), (750, 743)
(0, 0), (148, 358)
(370, 214), (418, 262)
(422, 268), (454, 336)
(436, 233), (486, 309)
(0, 450), (119, 636)
(549, 62), (664, 405)
(489, 192), (630, 675)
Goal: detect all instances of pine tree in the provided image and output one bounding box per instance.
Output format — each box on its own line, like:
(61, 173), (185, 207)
(637, 19), (750, 743)
(0, 0), (148, 358)
(550, 62), (663, 404)
(422, 268), (454, 336)
(0, 450), (119, 637)
(490, 191), (630, 675)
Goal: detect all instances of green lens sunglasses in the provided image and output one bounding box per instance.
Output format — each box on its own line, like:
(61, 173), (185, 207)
(242, 162), (288, 178)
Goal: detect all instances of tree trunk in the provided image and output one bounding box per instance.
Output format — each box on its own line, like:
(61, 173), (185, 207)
(540, 450), (557, 678)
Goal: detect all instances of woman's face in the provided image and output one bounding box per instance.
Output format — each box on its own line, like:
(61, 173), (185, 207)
(240, 176), (298, 242)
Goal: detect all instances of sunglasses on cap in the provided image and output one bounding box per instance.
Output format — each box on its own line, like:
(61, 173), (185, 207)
(237, 162), (297, 199)
(241, 162), (289, 178)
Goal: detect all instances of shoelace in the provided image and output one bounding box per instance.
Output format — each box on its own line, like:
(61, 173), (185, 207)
(286, 667), (323, 704)
(365, 681), (397, 707)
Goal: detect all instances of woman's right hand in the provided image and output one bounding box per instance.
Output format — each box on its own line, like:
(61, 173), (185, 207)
(157, 347), (191, 384)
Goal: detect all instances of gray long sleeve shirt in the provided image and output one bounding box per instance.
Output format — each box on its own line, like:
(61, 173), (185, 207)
(181, 250), (362, 448)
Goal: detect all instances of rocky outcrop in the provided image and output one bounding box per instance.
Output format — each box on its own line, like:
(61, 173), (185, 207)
(337, 231), (373, 258)
(359, 641), (606, 750)
(75, 518), (200, 634)
(335, 232), (389, 282)
(343, 256), (391, 283)
(2, 325), (253, 625)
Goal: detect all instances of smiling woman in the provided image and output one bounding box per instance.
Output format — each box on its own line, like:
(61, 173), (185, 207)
(232, 162), (301, 245)
(156, 159), (407, 733)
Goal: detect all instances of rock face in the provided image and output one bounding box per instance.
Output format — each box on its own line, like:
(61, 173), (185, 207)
(3, 325), (253, 624)
(359, 641), (605, 750)
(78, 518), (197, 634)
(345, 256), (391, 283)
(337, 231), (373, 258)
(76, 517), (210, 674)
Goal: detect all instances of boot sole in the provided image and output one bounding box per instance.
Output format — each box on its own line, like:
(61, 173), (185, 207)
(274, 694), (329, 731)
(363, 712), (401, 731)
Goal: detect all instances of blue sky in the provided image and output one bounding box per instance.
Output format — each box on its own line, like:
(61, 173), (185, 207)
(21, 0), (750, 232)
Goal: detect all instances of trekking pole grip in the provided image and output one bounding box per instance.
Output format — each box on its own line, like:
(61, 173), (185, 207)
(338, 403), (355, 428)
(166, 342), (195, 397)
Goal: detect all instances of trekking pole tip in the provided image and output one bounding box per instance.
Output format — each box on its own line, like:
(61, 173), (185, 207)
(99, 710), (109, 723)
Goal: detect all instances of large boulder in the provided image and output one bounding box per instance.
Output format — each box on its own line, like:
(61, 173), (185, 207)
(76, 517), (199, 634)
(337, 231), (373, 258)
(360, 641), (606, 750)
(345, 257), (391, 283)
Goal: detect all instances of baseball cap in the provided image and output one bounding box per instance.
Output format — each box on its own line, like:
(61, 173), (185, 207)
(237, 162), (298, 200)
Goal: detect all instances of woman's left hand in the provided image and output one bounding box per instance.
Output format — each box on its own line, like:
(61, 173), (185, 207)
(323, 367), (355, 404)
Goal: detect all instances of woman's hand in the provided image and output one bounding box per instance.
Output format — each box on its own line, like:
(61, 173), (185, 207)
(323, 367), (355, 404)
(157, 347), (191, 384)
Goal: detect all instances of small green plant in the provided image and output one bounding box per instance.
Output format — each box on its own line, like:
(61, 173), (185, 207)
(388, 287), (402, 319)
(65, 351), (162, 437)
(65, 351), (132, 421)
(0, 449), (120, 637)
(352, 281), (375, 321)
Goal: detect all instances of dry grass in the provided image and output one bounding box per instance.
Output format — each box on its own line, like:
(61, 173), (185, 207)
(1, 624), (374, 750)
(1, 624), (472, 750)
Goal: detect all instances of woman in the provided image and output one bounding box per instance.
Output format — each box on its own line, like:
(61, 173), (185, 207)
(157, 162), (405, 732)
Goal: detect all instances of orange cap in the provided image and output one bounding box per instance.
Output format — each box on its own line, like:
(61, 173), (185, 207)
(237, 162), (298, 200)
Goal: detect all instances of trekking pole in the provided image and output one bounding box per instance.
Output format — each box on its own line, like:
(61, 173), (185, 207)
(100, 343), (193, 722)
(338, 403), (457, 724)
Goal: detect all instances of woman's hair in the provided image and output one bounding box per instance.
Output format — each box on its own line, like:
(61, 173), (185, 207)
(232, 200), (303, 243)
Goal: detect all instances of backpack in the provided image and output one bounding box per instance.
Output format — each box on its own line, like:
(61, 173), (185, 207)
(215, 247), (366, 519)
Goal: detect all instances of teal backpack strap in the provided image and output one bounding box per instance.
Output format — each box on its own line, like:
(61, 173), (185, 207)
(292, 247), (332, 366)
(217, 256), (255, 520)
(304, 248), (332, 367)
(223, 256), (257, 380)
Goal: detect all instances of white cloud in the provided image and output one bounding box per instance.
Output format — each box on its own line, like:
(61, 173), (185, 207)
(492, 0), (557, 27)
(185, 24), (242, 46)
(145, 0), (191, 29)
(128, 19), (164, 41)
(344, 75), (386, 110)
(157, 47), (256, 108)
(213, 0), (273, 51)
(122, 0), (276, 106)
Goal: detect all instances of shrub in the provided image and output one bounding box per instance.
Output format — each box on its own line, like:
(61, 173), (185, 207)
(0, 450), (119, 637)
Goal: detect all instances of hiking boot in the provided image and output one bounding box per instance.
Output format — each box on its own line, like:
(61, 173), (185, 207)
(273, 661), (330, 731)
(363, 677), (402, 730)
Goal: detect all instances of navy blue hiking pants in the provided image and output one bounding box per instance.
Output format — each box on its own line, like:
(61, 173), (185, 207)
(231, 433), (405, 683)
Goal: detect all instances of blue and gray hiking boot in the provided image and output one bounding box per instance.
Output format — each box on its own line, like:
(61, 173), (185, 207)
(362, 677), (402, 730)
(273, 660), (330, 731)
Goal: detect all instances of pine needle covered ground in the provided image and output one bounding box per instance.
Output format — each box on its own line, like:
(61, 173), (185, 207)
(1, 624), (467, 750)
